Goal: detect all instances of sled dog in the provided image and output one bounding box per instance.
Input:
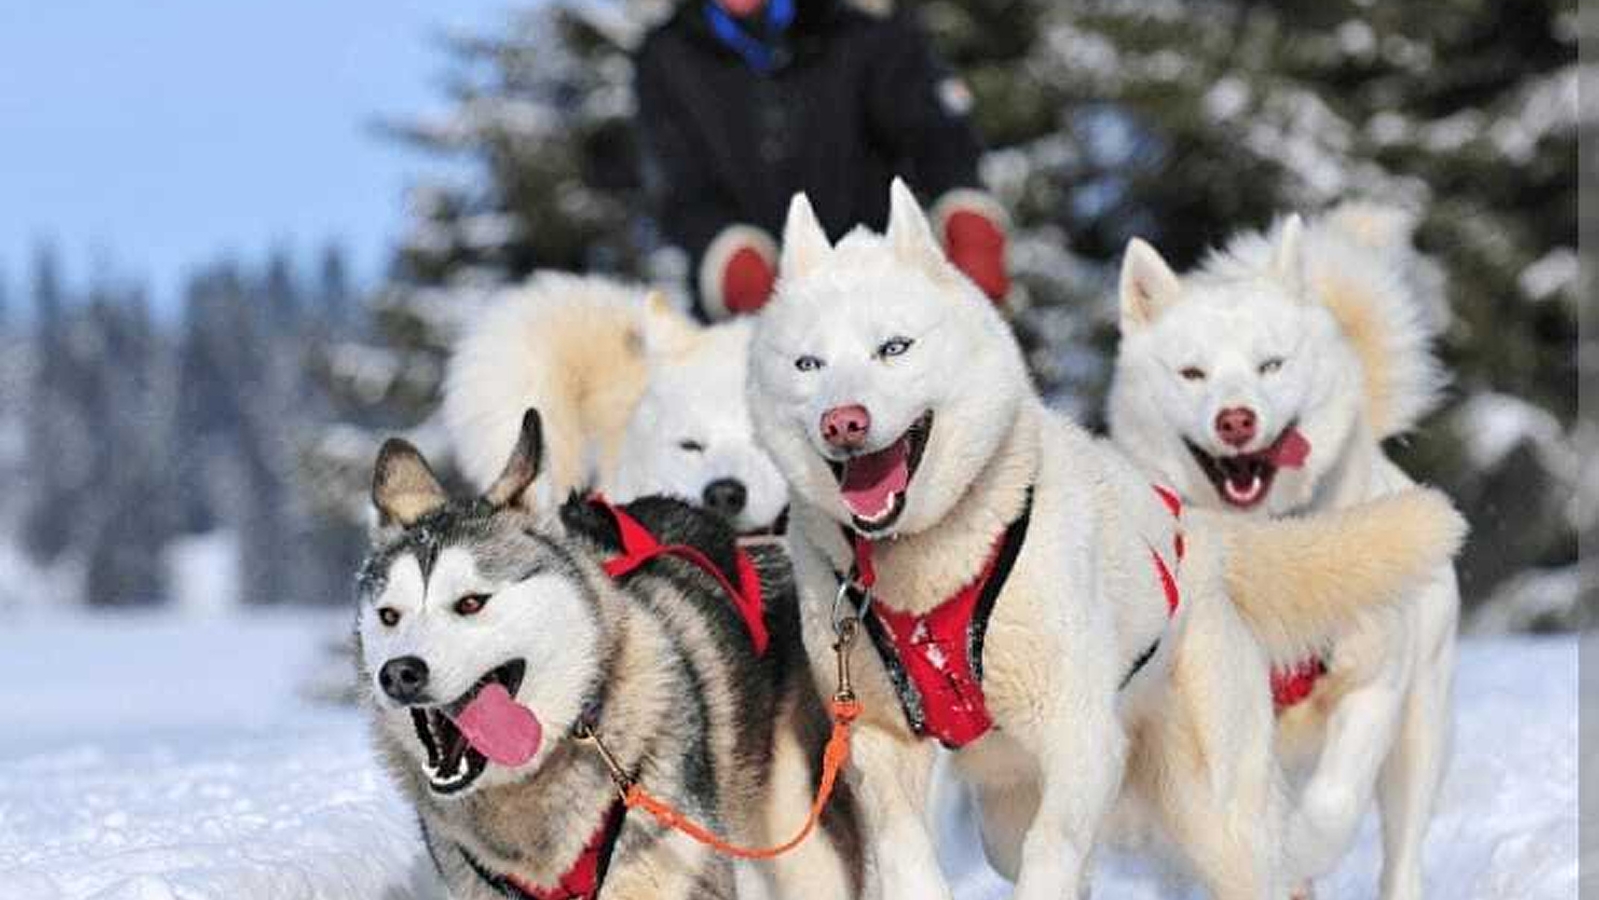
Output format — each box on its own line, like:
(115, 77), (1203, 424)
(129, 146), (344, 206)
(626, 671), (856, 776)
(1108, 205), (1461, 900)
(443, 273), (788, 534)
(746, 180), (1465, 900)
(357, 409), (860, 899)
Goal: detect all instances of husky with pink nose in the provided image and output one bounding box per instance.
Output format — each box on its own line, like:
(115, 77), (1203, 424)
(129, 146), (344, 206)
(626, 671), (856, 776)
(1108, 206), (1463, 900)
(356, 410), (862, 900)
(747, 180), (1465, 900)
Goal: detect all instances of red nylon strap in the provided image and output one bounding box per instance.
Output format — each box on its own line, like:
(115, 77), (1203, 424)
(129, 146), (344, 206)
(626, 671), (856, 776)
(1272, 656), (1328, 712)
(1149, 484), (1184, 616)
(849, 532), (877, 589)
(505, 803), (624, 900)
(867, 534), (1005, 748)
(592, 498), (770, 655)
(847, 505), (1029, 749)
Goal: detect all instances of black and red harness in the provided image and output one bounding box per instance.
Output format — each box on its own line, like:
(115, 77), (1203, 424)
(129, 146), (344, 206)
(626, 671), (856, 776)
(835, 485), (1188, 750)
(464, 497), (771, 900)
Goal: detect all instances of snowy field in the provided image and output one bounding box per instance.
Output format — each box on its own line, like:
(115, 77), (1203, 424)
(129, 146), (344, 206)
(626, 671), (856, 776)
(0, 612), (1577, 900)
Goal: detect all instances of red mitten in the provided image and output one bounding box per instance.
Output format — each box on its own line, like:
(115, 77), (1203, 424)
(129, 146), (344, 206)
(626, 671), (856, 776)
(700, 225), (778, 320)
(934, 190), (1010, 306)
(722, 245), (776, 315)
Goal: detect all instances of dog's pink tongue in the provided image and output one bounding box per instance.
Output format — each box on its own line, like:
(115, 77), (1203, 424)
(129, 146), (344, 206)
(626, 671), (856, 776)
(1271, 428), (1311, 469)
(840, 440), (910, 519)
(451, 683), (542, 767)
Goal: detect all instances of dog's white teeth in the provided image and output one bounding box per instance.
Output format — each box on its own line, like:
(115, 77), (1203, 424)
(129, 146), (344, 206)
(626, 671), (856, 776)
(1225, 477), (1263, 503)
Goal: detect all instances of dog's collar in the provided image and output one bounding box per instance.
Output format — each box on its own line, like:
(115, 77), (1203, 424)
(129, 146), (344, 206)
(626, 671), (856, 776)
(460, 802), (627, 900)
(833, 487), (1034, 749)
(586, 495), (770, 655)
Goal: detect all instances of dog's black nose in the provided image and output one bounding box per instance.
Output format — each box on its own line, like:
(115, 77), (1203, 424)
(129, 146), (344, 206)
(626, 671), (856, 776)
(379, 656), (430, 704)
(702, 478), (748, 518)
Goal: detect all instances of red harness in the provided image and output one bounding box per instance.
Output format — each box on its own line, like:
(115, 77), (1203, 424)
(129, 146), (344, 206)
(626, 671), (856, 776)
(487, 804), (624, 900)
(1271, 656), (1328, 711)
(591, 497), (770, 655)
(470, 498), (771, 900)
(843, 485), (1186, 749)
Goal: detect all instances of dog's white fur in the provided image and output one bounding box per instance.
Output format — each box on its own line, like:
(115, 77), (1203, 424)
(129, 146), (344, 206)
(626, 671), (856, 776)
(443, 273), (788, 532)
(749, 181), (1466, 900)
(1108, 205), (1462, 900)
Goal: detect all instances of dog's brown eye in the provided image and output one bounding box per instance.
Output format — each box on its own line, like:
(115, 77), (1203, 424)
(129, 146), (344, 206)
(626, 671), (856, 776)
(1179, 366), (1206, 381)
(378, 607), (400, 627)
(678, 439), (706, 453)
(454, 594), (490, 616)
(1259, 357), (1285, 375)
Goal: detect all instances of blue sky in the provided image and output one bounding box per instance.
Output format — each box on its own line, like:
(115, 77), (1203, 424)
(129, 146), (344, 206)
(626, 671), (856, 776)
(0, 0), (514, 313)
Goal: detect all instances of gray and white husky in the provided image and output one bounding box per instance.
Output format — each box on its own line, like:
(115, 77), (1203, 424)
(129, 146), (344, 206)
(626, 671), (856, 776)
(1108, 205), (1460, 900)
(747, 180), (1466, 900)
(356, 409), (860, 899)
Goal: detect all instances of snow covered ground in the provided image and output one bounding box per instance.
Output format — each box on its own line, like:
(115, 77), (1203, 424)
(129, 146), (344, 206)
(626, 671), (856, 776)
(0, 612), (1577, 899)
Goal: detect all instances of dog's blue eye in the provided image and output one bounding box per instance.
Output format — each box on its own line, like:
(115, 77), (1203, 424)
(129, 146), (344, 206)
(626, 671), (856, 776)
(454, 594), (490, 616)
(1259, 357), (1285, 375)
(378, 607), (400, 627)
(678, 439), (706, 453)
(795, 355), (823, 372)
(877, 337), (914, 359)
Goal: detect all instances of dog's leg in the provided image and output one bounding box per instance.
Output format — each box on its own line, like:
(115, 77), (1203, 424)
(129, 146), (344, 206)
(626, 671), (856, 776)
(1146, 594), (1284, 900)
(849, 724), (951, 900)
(973, 774), (1040, 881)
(1006, 694), (1124, 900)
(1376, 621), (1456, 900)
(1284, 676), (1405, 882)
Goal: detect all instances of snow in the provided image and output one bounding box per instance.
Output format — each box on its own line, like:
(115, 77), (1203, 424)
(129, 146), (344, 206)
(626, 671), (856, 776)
(0, 612), (1576, 899)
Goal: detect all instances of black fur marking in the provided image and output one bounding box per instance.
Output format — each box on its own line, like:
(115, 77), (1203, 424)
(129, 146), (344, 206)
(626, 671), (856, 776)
(417, 815), (448, 882)
(1120, 640), (1161, 690)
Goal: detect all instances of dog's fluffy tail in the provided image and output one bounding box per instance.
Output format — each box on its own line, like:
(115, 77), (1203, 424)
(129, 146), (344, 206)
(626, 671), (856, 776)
(442, 273), (651, 504)
(1211, 488), (1466, 663)
(1311, 203), (1450, 439)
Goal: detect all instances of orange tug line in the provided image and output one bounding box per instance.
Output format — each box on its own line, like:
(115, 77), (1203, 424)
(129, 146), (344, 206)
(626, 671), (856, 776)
(616, 694), (860, 860)
(580, 494), (863, 862)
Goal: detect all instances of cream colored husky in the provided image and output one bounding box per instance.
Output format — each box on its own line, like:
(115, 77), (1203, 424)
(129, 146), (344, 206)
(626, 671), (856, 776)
(1108, 205), (1460, 900)
(443, 273), (788, 533)
(745, 180), (1465, 900)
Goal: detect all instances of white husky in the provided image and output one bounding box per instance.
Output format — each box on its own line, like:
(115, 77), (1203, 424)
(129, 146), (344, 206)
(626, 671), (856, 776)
(444, 273), (788, 533)
(1108, 206), (1460, 900)
(748, 180), (1465, 900)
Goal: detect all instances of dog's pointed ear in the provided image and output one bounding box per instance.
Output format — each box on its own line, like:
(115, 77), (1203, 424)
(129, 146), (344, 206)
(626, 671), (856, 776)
(886, 178), (944, 270)
(1119, 238), (1182, 332)
(484, 408), (544, 510)
(1272, 214), (1308, 301)
(372, 438), (448, 527)
(780, 192), (831, 280)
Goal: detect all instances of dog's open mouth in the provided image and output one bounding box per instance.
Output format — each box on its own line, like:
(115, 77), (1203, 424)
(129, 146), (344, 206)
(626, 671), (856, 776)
(1185, 425), (1310, 509)
(409, 659), (531, 795)
(828, 412), (933, 533)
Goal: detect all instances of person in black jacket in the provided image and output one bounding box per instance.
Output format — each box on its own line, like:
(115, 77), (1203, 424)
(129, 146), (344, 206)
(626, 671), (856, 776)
(635, 0), (1010, 320)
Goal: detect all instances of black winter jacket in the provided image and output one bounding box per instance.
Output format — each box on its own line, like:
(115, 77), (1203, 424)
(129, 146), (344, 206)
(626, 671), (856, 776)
(634, 0), (985, 310)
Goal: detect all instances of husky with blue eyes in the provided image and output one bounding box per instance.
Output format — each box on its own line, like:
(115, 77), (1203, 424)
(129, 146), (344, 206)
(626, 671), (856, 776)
(746, 179), (1465, 900)
(356, 409), (861, 900)
(1108, 206), (1461, 900)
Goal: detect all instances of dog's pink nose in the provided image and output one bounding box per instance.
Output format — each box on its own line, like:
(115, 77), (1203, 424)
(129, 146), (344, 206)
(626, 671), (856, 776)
(820, 404), (871, 449)
(1215, 407), (1258, 448)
